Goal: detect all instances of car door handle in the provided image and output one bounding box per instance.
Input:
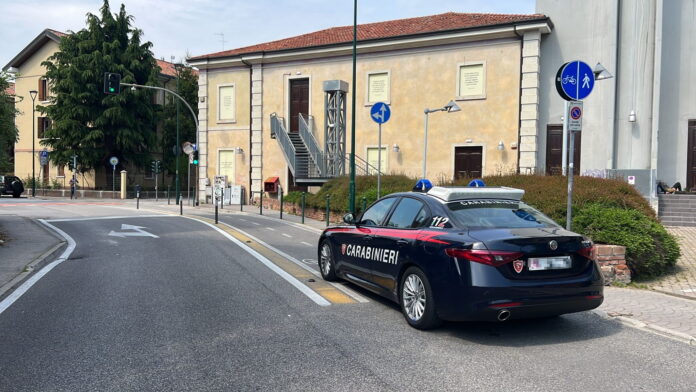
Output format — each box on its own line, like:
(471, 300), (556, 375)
(396, 239), (409, 246)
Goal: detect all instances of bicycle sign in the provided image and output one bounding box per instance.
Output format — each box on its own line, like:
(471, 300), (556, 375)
(555, 61), (594, 101)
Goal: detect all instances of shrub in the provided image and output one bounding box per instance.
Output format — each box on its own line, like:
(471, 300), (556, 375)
(283, 191), (304, 205)
(573, 204), (680, 277)
(306, 175), (414, 212)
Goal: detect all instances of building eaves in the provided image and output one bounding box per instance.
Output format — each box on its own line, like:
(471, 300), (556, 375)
(188, 12), (549, 63)
(2, 28), (64, 71)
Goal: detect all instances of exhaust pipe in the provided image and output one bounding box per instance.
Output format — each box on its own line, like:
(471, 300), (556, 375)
(497, 309), (511, 322)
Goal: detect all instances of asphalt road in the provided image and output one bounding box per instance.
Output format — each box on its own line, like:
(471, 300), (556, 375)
(0, 202), (695, 391)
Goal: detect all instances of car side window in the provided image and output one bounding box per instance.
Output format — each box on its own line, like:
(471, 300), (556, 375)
(411, 207), (430, 228)
(386, 198), (427, 229)
(359, 198), (397, 226)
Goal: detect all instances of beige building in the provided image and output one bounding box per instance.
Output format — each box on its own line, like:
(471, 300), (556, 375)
(3, 29), (179, 190)
(189, 12), (551, 202)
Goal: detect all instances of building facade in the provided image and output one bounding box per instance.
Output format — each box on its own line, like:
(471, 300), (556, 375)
(188, 13), (551, 202)
(3, 29), (180, 190)
(537, 0), (696, 199)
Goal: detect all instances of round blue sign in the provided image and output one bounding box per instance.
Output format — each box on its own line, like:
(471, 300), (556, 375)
(370, 102), (391, 124)
(556, 61), (594, 101)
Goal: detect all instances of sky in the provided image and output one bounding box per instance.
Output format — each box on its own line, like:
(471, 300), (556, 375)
(0, 0), (535, 69)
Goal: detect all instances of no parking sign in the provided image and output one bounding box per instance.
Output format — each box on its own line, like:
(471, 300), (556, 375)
(568, 101), (583, 132)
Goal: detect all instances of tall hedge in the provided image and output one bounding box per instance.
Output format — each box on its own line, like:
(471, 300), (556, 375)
(290, 174), (679, 278)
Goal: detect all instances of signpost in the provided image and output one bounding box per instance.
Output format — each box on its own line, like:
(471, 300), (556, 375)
(370, 102), (391, 199)
(555, 61), (595, 230)
(109, 156), (119, 198)
(39, 149), (48, 166)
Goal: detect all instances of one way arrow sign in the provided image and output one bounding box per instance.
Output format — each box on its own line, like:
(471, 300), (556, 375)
(108, 224), (159, 238)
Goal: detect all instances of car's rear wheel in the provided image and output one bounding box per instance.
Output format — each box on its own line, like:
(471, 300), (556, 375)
(12, 192), (20, 198)
(400, 267), (441, 330)
(318, 240), (338, 281)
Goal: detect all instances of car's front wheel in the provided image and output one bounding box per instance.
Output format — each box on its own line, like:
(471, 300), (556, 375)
(318, 240), (338, 281)
(400, 267), (441, 330)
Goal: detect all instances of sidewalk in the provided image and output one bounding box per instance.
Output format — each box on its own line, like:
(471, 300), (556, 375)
(0, 215), (65, 298)
(638, 226), (696, 300)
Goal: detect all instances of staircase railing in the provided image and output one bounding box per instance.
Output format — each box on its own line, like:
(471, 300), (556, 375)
(298, 114), (325, 177)
(270, 113), (296, 176)
(345, 153), (382, 176)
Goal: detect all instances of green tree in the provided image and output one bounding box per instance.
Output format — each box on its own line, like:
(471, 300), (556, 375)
(160, 66), (198, 176)
(40, 0), (159, 178)
(0, 73), (19, 174)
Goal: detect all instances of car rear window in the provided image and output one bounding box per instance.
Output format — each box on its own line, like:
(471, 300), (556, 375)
(447, 199), (560, 229)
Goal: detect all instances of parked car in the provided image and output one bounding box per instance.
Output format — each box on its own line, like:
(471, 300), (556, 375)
(318, 185), (603, 330)
(0, 175), (24, 198)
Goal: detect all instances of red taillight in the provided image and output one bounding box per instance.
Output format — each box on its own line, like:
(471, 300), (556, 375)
(445, 248), (524, 267)
(578, 245), (594, 259)
(489, 302), (523, 309)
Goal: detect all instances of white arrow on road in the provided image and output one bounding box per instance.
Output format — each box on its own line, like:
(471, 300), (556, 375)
(108, 224), (159, 238)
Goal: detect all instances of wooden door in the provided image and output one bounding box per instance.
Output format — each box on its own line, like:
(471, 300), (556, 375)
(687, 120), (696, 190)
(289, 79), (309, 133)
(454, 146), (483, 179)
(546, 125), (581, 176)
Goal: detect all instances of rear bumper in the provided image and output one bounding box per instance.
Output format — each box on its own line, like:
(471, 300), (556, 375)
(435, 264), (604, 322)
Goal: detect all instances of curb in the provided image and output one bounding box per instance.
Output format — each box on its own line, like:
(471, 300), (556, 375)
(592, 309), (696, 346)
(649, 288), (696, 302)
(0, 236), (66, 301)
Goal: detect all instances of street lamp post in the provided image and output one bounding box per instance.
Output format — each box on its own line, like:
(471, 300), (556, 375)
(29, 90), (38, 197)
(174, 63), (183, 206)
(422, 100), (460, 179)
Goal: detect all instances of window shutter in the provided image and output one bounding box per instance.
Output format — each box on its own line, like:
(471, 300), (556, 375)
(37, 117), (44, 139)
(38, 78), (46, 101)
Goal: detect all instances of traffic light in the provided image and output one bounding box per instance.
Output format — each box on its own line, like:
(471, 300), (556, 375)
(151, 160), (162, 174)
(192, 151), (199, 165)
(103, 72), (121, 95)
(68, 155), (77, 171)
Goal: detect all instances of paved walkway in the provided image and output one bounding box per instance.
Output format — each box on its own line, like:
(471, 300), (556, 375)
(639, 227), (696, 299)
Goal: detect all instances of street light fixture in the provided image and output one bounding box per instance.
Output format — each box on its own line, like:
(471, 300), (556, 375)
(422, 100), (461, 178)
(29, 90), (38, 197)
(593, 63), (614, 81)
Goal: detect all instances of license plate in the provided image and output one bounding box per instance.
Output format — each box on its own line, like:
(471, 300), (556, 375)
(527, 256), (572, 271)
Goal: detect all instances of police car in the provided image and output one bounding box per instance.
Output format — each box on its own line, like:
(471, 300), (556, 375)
(317, 184), (603, 329)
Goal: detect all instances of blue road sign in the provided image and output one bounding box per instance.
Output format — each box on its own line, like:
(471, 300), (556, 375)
(556, 61), (595, 101)
(39, 150), (49, 159)
(370, 102), (391, 124)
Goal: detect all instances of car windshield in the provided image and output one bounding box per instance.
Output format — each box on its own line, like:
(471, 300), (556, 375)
(447, 199), (560, 229)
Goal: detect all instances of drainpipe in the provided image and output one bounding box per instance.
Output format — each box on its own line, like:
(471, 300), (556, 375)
(610, 0), (622, 169)
(242, 57), (253, 201)
(650, 0), (663, 210)
(513, 25), (524, 174)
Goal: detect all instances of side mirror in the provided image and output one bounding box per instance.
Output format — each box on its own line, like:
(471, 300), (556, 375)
(342, 213), (355, 225)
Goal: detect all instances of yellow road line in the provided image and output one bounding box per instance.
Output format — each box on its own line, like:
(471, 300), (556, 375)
(191, 215), (356, 305)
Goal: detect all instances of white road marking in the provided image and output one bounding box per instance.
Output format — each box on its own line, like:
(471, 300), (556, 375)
(0, 220), (76, 315)
(266, 227), (276, 231)
(46, 214), (173, 222)
(282, 233), (292, 238)
(182, 217), (331, 307)
(218, 221), (368, 303)
(108, 224), (159, 238)
(251, 222), (261, 226)
(301, 241), (312, 247)
(238, 218), (247, 222)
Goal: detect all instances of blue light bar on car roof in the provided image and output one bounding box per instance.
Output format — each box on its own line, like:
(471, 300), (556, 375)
(426, 186), (525, 202)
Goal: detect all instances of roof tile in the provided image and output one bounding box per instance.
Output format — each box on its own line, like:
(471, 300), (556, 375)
(190, 12), (546, 60)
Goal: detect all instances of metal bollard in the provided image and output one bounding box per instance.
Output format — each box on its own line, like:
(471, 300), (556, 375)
(301, 192), (306, 224)
(260, 190), (263, 215)
(361, 197), (367, 214)
(220, 187), (224, 210)
(180, 193), (183, 215)
(325, 194), (331, 227)
(167, 186), (171, 205)
(280, 187), (284, 220)
(240, 188), (244, 212)
(215, 203), (218, 224)
(136, 194), (139, 209)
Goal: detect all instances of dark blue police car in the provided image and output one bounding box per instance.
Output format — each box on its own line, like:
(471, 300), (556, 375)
(318, 185), (603, 329)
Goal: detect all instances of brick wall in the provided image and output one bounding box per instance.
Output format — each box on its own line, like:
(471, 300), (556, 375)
(594, 245), (631, 285)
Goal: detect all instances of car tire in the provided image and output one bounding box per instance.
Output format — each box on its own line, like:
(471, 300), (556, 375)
(400, 267), (441, 330)
(12, 192), (20, 198)
(318, 240), (338, 281)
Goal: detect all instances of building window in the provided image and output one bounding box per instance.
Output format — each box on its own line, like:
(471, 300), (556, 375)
(218, 149), (236, 185)
(366, 146), (387, 174)
(37, 117), (51, 139)
(456, 62), (486, 100)
(217, 84), (236, 123)
(366, 71), (390, 104)
(58, 165), (65, 177)
(38, 78), (48, 101)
